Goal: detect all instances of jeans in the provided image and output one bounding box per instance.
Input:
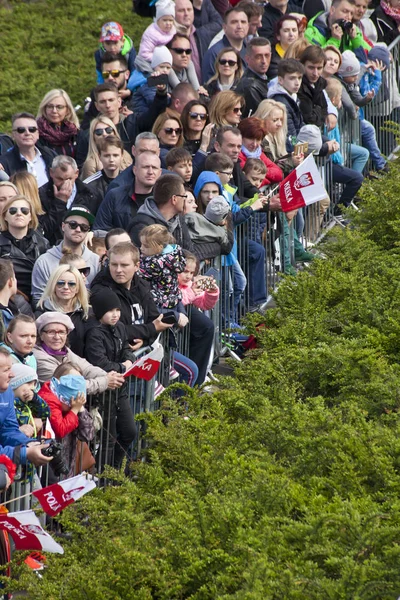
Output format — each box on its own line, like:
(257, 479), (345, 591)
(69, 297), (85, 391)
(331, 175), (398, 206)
(332, 163), (364, 206)
(295, 208), (305, 238)
(361, 119), (386, 170)
(350, 143), (369, 173)
(174, 351), (198, 387)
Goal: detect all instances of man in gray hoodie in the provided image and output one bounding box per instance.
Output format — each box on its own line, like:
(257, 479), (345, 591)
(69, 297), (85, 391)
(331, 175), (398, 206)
(31, 207), (100, 306)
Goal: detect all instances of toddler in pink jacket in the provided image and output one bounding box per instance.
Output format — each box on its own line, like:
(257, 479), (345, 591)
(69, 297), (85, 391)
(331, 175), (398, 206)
(138, 0), (176, 63)
(178, 252), (220, 311)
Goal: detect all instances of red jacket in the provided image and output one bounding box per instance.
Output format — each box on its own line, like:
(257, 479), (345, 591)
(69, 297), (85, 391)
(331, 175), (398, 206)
(39, 382), (79, 439)
(238, 150), (283, 188)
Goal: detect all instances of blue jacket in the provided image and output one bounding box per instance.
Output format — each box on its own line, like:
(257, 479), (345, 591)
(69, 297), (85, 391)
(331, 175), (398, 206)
(0, 387), (30, 464)
(93, 171), (138, 231)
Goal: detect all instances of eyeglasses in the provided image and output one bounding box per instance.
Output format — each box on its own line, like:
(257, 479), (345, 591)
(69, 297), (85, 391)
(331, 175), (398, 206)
(102, 69), (126, 79)
(78, 267), (90, 277)
(170, 47), (192, 55)
(219, 171), (233, 177)
(219, 59), (237, 67)
(94, 126), (114, 136)
(189, 112), (207, 120)
(42, 329), (68, 337)
(46, 104), (67, 111)
(12, 127), (38, 134)
(175, 193), (188, 198)
(8, 206), (30, 216)
(232, 107), (242, 114)
(65, 221), (91, 233)
(55, 280), (77, 289)
(163, 127), (182, 135)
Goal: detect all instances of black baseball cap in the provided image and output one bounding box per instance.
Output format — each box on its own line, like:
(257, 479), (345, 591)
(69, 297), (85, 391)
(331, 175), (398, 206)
(64, 206), (95, 225)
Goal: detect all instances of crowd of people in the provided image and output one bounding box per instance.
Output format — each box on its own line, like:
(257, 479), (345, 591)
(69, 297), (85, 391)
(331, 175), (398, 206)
(0, 0), (397, 489)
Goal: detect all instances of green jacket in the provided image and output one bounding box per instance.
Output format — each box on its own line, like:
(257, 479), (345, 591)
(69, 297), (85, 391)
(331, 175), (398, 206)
(305, 11), (370, 53)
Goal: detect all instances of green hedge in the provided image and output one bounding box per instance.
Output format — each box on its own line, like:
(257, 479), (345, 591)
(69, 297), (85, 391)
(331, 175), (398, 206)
(0, 0), (150, 131)
(5, 165), (400, 597)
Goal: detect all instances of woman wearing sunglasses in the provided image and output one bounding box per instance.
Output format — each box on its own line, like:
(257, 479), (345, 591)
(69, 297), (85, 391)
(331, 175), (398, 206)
(152, 109), (184, 168)
(36, 89), (80, 158)
(36, 264), (90, 357)
(0, 195), (49, 299)
(80, 115), (132, 180)
(180, 100), (213, 157)
(205, 47), (244, 98)
(208, 90), (245, 127)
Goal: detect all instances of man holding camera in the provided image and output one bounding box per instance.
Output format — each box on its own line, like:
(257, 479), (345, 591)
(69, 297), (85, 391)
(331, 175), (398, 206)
(305, 0), (371, 59)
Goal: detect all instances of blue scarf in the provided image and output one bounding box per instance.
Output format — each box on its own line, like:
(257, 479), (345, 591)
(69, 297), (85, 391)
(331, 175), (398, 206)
(241, 145), (262, 159)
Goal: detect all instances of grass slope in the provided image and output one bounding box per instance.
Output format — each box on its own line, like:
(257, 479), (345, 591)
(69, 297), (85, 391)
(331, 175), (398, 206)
(0, 0), (150, 131)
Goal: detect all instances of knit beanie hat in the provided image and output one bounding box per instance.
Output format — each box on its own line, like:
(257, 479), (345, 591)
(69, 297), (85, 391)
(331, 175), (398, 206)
(156, 0), (175, 20)
(50, 375), (86, 406)
(205, 196), (230, 225)
(368, 45), (390, 71)
(338, 50), (360, 77)
(297, 124), (323, 153)
(91, 289), (121, 321)
(151, 46), (173, 69)
(10, 364), (37, 391)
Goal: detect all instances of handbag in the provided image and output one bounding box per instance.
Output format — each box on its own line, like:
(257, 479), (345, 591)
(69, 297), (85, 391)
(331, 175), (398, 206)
(75, 440), (96, 474)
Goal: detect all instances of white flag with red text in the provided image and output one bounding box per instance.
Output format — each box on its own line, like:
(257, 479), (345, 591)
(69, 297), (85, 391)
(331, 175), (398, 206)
(124, 341), (164, 381)
(0, 510), (63, 553)
(33, 473), (96, 517)
(279, 154), (327, 212)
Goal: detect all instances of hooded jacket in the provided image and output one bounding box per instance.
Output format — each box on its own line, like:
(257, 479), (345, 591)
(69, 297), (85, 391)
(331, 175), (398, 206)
(84, 318), (133, 373)
(128, 197), (195, 253)
(268, 83), (305, 139)
(0, 229), (49, 299)
(31, 242), (100, 305)
(184, 212), (234, 260)
(90, 269), (160, 345)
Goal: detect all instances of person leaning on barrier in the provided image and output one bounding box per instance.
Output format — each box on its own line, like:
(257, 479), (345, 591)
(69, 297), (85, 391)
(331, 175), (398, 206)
(0, 346), (53, 481)
(33, 312), (124, 394)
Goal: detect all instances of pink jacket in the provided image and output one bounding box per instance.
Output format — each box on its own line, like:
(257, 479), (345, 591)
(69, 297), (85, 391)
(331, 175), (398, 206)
(180, 281), (219, 311)
(138, 22), (177, 62)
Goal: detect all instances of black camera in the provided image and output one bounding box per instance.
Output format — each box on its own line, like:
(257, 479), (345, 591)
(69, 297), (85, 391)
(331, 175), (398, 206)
(335, 19), (353, 34)
(41, 440), (69, 477)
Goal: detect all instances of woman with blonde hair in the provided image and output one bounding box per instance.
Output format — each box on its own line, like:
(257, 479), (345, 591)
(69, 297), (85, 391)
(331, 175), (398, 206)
(36, 264), (90, 357)
(283, 38), (311, 60)
(36, 89), (80, 157)
(0, 182), (18, 224)
(208, 91), (245, 127)
(0, 195), (49, 298)
(80, 116), (132, 180)
(10, 171), (45, 216)
(152, 109), (184, 167)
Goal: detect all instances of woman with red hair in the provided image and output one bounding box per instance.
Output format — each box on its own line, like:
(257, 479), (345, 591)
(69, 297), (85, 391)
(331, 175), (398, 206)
(238, 118), (283, 188)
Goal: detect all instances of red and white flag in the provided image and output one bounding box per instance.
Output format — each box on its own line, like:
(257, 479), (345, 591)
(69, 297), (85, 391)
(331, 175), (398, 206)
(33, 473), (96, 517)
(124, 341), (164, 381)
(0, 510), (63, 553)
(279, 154), (327, 212)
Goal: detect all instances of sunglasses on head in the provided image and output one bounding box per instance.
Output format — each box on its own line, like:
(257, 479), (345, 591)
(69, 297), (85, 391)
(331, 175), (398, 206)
(164, 127), (182, 135)
(78, 266), (90, 277)
(189, 112), (207, 120)
(94, 126), (114, 136)
(8, 206), (30, 216)
(171, 47), (192, 55)
(13, 127), (38, 134)
(219, 59), (237, 67)
(102, 69), (126, 79)
(56, 280), (77, 289)
(65, 220), (91, 233)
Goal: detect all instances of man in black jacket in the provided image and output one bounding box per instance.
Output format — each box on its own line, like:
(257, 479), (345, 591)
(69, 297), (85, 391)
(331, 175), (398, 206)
(259, 0), (300, 41)
(39, 155), (101, 246)
(0, 113), (55, 185)
(235, 38), (271, 118)
(128, 173), (195, 252)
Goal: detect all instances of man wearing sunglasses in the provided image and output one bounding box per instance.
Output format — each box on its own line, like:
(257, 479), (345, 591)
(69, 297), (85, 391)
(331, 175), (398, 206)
(0, 112), (55, 185)
(166, 33), (202, 91)
(39, 155), (101, 246)
(235, 37), (272, 117)
(31, 206), (100, 306)
(202, 7), (249, 83)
